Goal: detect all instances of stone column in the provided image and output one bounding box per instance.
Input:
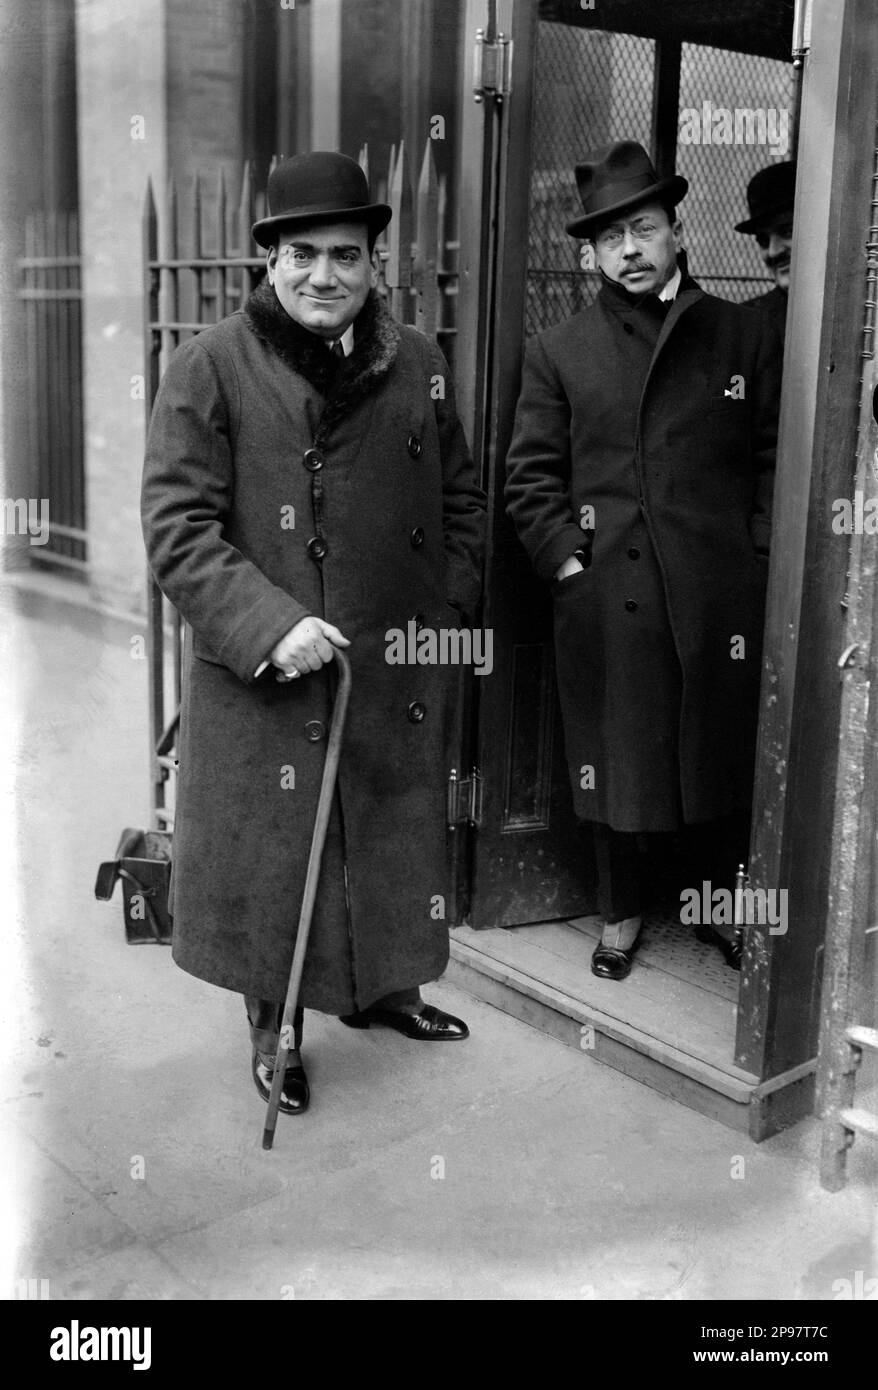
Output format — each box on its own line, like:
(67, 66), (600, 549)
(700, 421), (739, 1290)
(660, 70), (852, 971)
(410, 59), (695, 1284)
(75, 0), (167, 613)
(311, 0), (342, 150)
(0, 0), (55, 571)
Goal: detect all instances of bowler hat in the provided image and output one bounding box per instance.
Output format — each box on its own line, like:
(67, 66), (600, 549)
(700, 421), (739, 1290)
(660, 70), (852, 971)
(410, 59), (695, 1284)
(251, 151), (392, 249)
(565, 141), (688, 238)
(734, 161), (796, 234)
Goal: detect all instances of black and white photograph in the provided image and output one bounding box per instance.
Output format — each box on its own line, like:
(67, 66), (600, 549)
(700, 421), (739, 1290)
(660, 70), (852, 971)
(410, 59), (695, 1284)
(2, 0), (877, 1333)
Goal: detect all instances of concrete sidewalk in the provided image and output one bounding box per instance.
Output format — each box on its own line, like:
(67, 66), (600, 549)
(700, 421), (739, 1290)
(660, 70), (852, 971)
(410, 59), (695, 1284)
(2, 579), (876, 1301)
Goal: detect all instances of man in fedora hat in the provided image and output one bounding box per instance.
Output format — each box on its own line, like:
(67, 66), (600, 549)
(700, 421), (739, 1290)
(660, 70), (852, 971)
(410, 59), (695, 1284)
(506, 141), (781, 980)
(142, 151), (485, 1116)
(735, 161), (797, 339)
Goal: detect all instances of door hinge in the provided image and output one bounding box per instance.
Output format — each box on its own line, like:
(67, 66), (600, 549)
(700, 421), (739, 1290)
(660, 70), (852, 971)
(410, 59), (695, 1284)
(447, 766), (483, 829)
(473, 28), (512, 104)
(792, 0), (813, 67)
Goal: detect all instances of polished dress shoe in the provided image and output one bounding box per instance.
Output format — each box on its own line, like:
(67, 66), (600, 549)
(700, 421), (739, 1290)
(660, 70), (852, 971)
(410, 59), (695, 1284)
(591, 913), (642, 981)
(251, 1050), (310, 1115)
(694, 923), (743, 971)
(338, 1003), (469, 1040)
(590, 940), (640, 981)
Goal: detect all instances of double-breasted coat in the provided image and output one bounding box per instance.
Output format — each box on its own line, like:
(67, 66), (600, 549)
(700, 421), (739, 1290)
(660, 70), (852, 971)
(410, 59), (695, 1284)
(505, 270), (781, 834)
(141, 281), (486, 1012)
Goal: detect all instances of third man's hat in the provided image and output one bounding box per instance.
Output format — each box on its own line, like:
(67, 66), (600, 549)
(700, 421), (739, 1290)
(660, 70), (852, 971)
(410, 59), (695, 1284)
(734, 161), (796, 234)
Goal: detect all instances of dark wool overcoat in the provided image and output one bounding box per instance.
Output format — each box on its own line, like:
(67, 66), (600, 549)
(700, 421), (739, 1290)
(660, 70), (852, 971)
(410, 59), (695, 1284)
(744, 284), (788, 342)
(142, 283), (486, 1012)
(505, 271), (781, 834)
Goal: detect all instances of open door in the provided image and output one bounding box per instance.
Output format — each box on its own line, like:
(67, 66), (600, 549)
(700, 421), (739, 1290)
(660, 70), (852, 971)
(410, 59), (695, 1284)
(455, 0), (598, 930)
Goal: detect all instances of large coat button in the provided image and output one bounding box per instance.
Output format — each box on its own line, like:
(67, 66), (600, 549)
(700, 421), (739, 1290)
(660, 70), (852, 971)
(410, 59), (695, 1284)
(410, 527), (425, 548)
(408, 433), (422, 458)
(628, 546), (641, 560)
(304, 720), (326, 742)
(303, 448), (324, 472)
(307, 536), (327, 561)
(407, 701), (426, 723)
(625, 599), (638, 612)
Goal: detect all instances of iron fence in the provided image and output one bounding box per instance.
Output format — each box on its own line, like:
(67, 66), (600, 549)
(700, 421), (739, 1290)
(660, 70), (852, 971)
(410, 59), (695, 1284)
(17, 210), (87, 571)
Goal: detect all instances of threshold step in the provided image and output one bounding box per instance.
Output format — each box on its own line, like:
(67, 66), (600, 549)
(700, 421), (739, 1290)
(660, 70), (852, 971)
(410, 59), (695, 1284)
(449, 920), (815, 1141)
(839, 1107), (878, 1140)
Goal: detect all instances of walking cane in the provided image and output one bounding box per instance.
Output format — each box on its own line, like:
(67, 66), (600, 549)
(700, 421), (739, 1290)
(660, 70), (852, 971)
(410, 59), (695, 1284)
(262, 649), (352, 1150)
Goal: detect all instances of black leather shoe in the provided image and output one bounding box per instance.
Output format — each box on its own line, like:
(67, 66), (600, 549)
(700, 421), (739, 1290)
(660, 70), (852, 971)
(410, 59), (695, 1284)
(338, 1003), (469, 1041)
(251, 1050), (310, 1115)
(591, 940), (639, 981)
(694, 924), (743, 971)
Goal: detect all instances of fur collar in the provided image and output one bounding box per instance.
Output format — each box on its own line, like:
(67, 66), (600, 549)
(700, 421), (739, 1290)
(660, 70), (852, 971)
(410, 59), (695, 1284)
(243, 279), (400, 443)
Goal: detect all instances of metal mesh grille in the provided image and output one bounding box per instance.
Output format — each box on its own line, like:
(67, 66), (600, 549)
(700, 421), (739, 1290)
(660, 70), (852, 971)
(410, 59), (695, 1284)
(677, 44), (794, 301)
(525, 20), (794, 332)
(526, 24), (655, 334)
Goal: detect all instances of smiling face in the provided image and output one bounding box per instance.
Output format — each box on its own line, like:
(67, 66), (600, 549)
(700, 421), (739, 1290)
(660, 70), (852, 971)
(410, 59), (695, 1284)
(592, 200), (682, 296)
(754, 210), (794, 292)
(266, 221), (378, 338)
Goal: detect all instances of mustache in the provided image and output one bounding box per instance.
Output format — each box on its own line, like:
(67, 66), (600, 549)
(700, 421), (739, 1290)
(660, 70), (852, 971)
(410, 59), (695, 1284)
(766, 252), (790, 270)
(623, 261), (655, 273)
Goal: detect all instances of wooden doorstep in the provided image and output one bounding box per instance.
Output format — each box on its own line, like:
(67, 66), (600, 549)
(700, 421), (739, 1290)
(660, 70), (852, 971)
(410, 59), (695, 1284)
(456, 921), (751, 1072)
(450, 924), (758, 1096)
(445, 920), (811, 1136)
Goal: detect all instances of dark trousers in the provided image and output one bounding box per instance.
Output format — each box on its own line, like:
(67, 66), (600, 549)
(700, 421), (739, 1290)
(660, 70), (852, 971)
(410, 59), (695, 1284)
(678, 811), (752, 900)
(592, 823), (643, 924)
(244, 986), (424, 1058)
(245, 997), (304, 1059)
(591, 811), (751, 924)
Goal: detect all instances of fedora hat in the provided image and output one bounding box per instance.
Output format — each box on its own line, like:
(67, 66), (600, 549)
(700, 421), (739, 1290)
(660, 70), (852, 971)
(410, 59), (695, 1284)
(734, 161), (796, 234)
(566, 141), (688, 238)
(251, 151), (392, 249)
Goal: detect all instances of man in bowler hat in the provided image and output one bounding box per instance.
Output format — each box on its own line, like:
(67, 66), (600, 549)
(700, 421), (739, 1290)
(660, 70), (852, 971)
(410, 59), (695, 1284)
(142, 152), (486, 1115)
(735, 161), (797, 339)
(505, 142), (781, 980)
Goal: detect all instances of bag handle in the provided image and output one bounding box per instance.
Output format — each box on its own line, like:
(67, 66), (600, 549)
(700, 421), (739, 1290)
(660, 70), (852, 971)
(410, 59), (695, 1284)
(93, 828), (144, 901)
(116, 866), (167, 943)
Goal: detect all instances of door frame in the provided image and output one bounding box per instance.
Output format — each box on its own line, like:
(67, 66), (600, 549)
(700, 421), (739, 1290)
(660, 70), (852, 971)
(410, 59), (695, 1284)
(453, 0), (876, 1097)
(736, 0), (878, 1075)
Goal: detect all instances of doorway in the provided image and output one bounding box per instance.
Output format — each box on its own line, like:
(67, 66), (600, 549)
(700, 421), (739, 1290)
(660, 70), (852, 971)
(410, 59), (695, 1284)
(449, 0), (804, 1137)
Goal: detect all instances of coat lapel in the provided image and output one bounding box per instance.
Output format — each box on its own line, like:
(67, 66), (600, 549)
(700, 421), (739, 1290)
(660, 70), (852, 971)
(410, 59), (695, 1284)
(243, 279), (401, 446)
(649, 279), (704, 365)
(634, 277), (705, 452)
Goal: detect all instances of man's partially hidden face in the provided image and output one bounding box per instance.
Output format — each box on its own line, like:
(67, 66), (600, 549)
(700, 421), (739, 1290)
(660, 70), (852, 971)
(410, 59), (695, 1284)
(266, 220), (378, 338)
(754, 210), (794, 292)
(592, 200), (682, 297)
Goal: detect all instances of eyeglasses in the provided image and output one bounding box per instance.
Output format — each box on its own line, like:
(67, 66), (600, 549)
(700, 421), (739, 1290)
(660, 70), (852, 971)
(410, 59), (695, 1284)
(596, 222), (661, 249)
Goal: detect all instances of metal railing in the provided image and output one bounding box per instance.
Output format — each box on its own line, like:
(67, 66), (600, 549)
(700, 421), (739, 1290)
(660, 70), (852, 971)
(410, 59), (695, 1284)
(17, 210), (87, 571)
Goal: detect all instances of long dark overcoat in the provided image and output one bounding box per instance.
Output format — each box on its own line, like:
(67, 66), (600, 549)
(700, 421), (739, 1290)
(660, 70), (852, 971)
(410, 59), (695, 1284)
(505, 272), (781, 833)
(142, 282), (485, 1012)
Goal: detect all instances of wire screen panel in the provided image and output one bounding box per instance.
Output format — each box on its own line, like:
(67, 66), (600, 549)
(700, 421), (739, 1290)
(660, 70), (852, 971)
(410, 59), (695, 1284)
(525, 23), (655, 336)
(676, 44), (795, 303)
(524, 24), (795, 330)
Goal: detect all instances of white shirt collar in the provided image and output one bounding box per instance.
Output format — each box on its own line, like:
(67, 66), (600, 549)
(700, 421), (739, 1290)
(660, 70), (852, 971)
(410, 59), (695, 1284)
(658, 266), (682, 303)
(330, 325), (355, 357)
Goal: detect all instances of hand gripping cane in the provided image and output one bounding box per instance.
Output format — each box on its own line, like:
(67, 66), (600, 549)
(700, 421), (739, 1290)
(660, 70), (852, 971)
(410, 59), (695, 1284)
(262, 649), (352, 1150)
